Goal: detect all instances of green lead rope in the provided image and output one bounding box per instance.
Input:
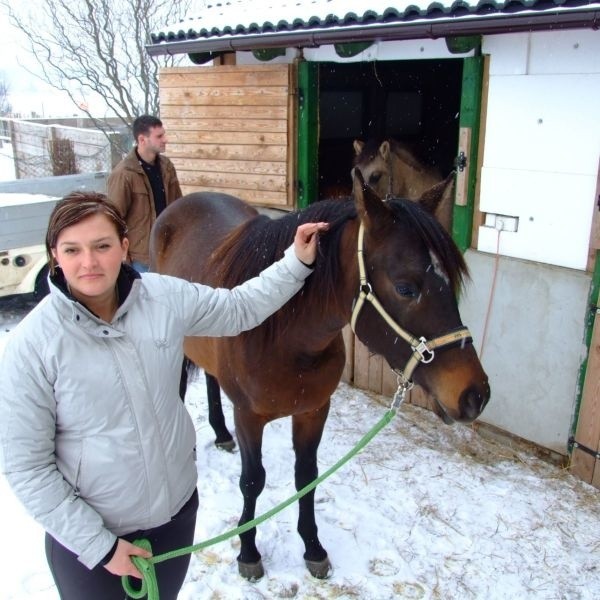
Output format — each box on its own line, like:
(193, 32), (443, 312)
(122, 407), (399, 600)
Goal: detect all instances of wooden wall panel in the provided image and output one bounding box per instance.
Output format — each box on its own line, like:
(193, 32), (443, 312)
(163, 118), (286, 133)
(160, 67), (289, 88)
(570, 307), (600, 488)
(179, 171), (286, 193)
(175, 159), (285, 176)
(341, 325), (354, 384)
(160, 64), (295, 208)
(353, 337), (370, 391)
(168, 144), (286, 162)
(161, 87), (289, 106)
(169, 131), (286, 145)
(179, 185), (285, 206)
(161, 105), (288, 120)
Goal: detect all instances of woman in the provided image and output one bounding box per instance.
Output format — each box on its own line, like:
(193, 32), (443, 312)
(0, 191), (328, 599)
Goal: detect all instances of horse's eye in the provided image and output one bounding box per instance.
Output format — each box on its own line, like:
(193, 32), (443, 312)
(395, 283), (418, 298)
(369, 172), (382, 185)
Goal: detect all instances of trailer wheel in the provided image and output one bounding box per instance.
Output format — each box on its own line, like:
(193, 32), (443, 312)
(34, 264), (50, 301)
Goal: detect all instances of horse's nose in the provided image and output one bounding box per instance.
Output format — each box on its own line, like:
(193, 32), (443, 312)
(459, 382), (490, 421)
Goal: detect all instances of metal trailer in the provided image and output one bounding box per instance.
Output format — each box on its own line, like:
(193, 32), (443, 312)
(0, 172), (107, 298)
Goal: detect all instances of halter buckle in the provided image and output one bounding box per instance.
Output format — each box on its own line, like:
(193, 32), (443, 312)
(391, 373), (413, 410)
(413, 337), (434, 363)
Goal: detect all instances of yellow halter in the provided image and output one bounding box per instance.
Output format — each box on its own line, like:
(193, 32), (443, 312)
(350, 221), (472, 387)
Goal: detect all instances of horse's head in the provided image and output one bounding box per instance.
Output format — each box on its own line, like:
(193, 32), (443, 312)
(353, 139), (394, 199)
(348, 168), (490, 424)
(353, 138), (441, 201)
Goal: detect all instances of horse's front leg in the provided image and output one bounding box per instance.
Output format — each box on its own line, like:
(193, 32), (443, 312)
(292, 401), (332, 578)
(233, 407), (268, 580)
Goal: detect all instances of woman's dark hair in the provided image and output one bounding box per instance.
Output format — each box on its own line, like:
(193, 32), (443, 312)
(46, 191), (127, 275)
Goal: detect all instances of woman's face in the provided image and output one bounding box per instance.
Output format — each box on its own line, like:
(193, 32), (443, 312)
(51, 213), (129, 307)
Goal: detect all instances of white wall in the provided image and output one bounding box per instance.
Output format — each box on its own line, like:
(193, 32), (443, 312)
(478, 31), (600, 270)
(460, 250), (590, 453)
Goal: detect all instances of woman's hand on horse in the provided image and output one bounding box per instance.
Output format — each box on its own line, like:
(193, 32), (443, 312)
(294, 222), (329, 266)
(103, 538), (152, 579)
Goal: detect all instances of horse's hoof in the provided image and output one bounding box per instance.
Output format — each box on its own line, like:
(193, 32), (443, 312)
(305, 557), (332, 579)
(215, 439), (236, 452)
(238, 559), (264, 581)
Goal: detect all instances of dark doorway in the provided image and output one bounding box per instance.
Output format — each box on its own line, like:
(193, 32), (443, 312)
(317, 59), (463, 199)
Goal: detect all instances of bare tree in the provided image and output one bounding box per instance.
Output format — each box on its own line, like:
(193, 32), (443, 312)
(0, 74), (12, 117)
(1, 0), (193, 152)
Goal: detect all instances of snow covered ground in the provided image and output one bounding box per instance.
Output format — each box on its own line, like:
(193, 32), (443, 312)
(0, 298), (599, 599)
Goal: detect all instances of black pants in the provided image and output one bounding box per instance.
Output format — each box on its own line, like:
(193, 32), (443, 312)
(45, 489), (199, 600)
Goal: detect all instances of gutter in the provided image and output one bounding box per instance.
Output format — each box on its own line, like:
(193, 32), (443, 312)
(146, 9), (600, 57)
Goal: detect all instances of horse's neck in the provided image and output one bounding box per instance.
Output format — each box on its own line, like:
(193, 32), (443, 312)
(283, 218), (359, 356)
(336, 218), (361, 326)
(391, 150), (438, 199)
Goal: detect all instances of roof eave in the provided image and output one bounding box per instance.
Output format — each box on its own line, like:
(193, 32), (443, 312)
(146, 10), (600, 57)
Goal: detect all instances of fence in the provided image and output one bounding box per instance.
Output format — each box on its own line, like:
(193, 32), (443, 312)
(0, 118), (130, 179)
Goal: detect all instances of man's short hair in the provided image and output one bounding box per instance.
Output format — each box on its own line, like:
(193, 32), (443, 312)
(133, 115), (163, 142)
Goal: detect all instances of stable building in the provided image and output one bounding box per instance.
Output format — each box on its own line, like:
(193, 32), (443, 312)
(147, 0), (600, 487)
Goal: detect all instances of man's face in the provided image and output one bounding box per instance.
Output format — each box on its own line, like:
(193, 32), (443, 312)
(139, 125), (167, 155)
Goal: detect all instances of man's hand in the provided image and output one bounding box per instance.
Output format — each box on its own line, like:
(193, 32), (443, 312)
(293, 222), (329, 266)
(104, 538), (153, 579)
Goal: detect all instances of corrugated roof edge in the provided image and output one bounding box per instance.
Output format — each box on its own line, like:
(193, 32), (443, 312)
(146, 2), (600, 56)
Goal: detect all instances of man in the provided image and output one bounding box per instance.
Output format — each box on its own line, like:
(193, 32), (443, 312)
(107, 115), (182, 272)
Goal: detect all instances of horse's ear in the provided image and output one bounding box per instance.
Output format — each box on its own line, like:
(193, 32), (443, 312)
(351, 167), (390, 229)
(379, 140), (391, 162)
(353, 139), (364, 156)
(418, 171), (456, 214)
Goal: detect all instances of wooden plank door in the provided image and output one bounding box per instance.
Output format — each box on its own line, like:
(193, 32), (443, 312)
(570, 163), (600, 489)
(159, 64), (296, 209)
(570, 299), (600, 488)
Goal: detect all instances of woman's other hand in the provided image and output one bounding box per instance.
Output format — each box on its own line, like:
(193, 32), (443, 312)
(103, 538), (153, 578)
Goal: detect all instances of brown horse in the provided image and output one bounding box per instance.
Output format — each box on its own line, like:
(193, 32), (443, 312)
(353, 138), (455, 232)
(150, 171), (490, 581)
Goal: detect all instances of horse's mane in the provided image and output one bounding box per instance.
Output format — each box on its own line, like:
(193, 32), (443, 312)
(387, 197), (468, 293)
(209, 199), (357, 341)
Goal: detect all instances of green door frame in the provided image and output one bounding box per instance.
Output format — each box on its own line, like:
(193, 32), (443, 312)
(453, 55), (484, 252)
(571, 251), (600, 442)
(296, 61), (319, 210)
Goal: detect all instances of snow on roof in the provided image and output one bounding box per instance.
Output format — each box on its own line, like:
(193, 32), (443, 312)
(151, 0), (600, 45)
(148, 0), (600, 55)
(168, 0), (459, 35)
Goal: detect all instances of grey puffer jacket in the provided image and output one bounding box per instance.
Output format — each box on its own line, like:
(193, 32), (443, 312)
(0, 247), (311, 569)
